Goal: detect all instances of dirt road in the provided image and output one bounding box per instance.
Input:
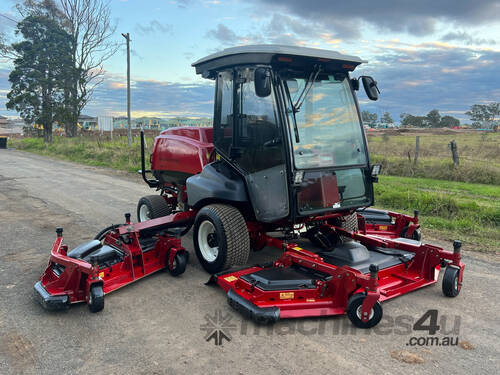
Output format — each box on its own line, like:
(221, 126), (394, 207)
(0, 149), (498, 375)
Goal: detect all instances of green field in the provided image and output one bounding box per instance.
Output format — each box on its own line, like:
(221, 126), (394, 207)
(10, 130), (500, 252)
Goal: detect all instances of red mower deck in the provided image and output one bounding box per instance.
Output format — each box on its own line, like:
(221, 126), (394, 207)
(35, 212), (193, 312)
(211, 219), (464, 327)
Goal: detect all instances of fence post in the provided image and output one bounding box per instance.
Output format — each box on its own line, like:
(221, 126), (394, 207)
(449, 140), (459, 166)
(414, 136), (420, 165)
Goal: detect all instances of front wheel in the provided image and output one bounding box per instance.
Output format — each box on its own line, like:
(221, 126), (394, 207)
(193, 204), (250, 274)
(346, 293), (383, 328)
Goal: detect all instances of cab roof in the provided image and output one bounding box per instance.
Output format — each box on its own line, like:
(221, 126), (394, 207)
(192, 44), (367, 78)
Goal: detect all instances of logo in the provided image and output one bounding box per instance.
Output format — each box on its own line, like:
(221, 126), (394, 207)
(200, 310), (237, 346)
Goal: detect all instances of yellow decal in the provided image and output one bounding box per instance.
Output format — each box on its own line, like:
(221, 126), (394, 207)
(306, 298), (315, 302)
(280, 292), (294, 299)
(379, 225), (388, 230)
(215, 154), (221, 161)
(293, 247), (302, 251)
(99, 272), (105, 278)
(224, 276), (238, 282)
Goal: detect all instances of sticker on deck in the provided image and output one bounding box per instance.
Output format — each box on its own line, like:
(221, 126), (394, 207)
(280, 292), (294, 299)
(224, 276), (238, 282)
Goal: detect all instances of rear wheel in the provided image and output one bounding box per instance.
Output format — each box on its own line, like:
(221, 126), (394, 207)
(88, 285), (104, 313)
(137, 195), (172, 222)
(442, 266), (461, 297)
(346, 293), (383, 328)
(193, 204), (250, 274)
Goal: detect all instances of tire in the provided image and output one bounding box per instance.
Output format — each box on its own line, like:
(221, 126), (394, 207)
(94, 224), (124, 241)
(193, 204), (250, 274)
(88, 285), (104, 313)
(401, 226), (422, 241)
(137, 195), (172, 222)
(442, 266), (461, 297)
(346, 293), (383, 328)
(167, 250), (188, 276)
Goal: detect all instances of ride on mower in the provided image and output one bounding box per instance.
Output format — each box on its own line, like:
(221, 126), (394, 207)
(36, 45), (465, 327)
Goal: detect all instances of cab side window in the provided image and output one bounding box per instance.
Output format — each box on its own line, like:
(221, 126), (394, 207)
(214, 70), (233, 156)
(237, 68), (284, 173)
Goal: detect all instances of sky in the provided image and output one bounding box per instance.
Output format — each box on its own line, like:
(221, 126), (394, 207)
(0, 0), (499, 122)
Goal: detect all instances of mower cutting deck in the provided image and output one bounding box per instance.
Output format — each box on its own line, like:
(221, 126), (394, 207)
(35, 213), (191, 312)
(212, 221), (465, 327)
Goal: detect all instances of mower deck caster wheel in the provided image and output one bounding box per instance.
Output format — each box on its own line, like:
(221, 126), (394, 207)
(442, 266), (461, 297)
(167, 251), (188, 276)
(346, 293), (383, 328)
(401, 226), (422, 241)
(88, 285), (104, 313)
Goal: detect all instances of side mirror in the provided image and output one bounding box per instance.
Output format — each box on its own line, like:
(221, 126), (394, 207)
(361, 76), (380, 101)
(254, 68), (271, 97)
(351, 78), (359, 91)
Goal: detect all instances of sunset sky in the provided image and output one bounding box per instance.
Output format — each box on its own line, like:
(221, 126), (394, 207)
(0, 0), (499, 122)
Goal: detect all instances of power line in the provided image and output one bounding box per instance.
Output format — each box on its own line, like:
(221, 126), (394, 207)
(0, 13), (19, 24)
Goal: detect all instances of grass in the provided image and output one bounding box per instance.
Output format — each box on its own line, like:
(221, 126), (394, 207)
(374, 176), (499, 252)
(9, 131), (500, 252)
(10, 135), (155, 173)
(368, 131), (500, 184)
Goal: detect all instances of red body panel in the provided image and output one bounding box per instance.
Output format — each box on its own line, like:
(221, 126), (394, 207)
(357, 210), (420, 239)
(151, 127), (214, 176)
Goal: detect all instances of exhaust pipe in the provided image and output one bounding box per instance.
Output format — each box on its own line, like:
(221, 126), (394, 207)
(140, 129), (159, 188)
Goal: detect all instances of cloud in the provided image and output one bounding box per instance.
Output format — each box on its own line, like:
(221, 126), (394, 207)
(206, 24), (238, 45)
(135, 20), (173, 36)
(83, 74), (214, 117)
(441, 31), (497, 45)
(256, 0), (500, 37)
(356, 42), (500, 121)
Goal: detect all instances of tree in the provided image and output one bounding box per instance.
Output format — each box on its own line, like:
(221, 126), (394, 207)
(440, 115), (460, 128)
(426, 109), (441, 128)
(15, 0), (118, 137)
(58, 0), (118, 137)
(361, 110), (377, 125)
(400, 114), (426, 128)
(465, 103), (499, 128)
(380, 112), (394, 124)
(6, 15), (73, 143)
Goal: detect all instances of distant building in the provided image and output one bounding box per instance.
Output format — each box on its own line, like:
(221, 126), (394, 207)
(112, 116), (212, 130)
(78, 114), (98, 130)
(0, 115), (8, 127)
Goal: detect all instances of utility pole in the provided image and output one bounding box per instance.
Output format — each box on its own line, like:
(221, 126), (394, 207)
(122, 32), (132, 146)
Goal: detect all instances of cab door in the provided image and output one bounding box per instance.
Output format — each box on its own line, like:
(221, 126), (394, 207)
(233, 67), (289, 222)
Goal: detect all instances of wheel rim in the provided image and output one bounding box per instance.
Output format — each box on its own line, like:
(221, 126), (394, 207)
(139, 204), (151, 222)
(454, 275), (459, 291)
(356, 304), (374, 320)
(198, 220), (219, 262)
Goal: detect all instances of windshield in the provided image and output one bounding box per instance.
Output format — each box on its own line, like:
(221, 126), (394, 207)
(283, 74), (367, 169)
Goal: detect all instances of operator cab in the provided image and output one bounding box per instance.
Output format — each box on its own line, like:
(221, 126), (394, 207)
(191, 45), (380, 223)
